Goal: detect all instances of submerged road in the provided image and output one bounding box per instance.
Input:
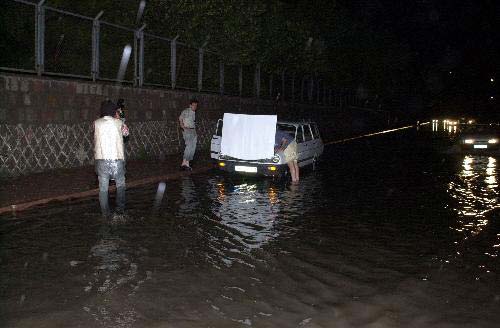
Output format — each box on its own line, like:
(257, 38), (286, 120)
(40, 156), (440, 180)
(0, 125), (499, 327)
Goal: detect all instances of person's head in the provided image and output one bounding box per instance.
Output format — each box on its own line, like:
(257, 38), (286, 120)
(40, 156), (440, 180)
(189, 98), (198, 111)
(100, 100), (119, 118)
(116, 98), (126, 119)
(117, 98), (125, 110)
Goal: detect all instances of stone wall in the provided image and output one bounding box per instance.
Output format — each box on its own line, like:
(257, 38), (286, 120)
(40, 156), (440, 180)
(0, 73), (389, 176)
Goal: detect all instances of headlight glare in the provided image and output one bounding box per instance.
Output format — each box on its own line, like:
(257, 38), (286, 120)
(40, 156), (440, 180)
(488, 139), (498, 144)
(464, 139), (474, 144)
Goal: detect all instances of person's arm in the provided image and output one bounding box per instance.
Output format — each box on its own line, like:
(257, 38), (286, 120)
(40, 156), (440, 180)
(94, 121), (97, 147)
(279, 137), (288, 152)
(179, 112), (185, 130)
(121, 122), (129, 137)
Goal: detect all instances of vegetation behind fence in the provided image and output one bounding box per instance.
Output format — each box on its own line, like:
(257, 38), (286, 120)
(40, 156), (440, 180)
(0, 0), (359, 106)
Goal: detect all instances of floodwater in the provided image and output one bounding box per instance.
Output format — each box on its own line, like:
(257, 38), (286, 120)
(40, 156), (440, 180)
(1, 125), (499, 327)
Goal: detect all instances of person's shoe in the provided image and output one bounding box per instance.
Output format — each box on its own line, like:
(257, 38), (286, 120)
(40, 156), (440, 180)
(101, 210), (111, 219)
(111, 212), (130, 224)
(180, 165), (191, 171)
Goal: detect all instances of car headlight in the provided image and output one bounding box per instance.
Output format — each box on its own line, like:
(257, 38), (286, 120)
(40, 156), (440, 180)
(464, 139), (474, 144)
(272, 154), (280, 163)
(488, 138), (498, 144)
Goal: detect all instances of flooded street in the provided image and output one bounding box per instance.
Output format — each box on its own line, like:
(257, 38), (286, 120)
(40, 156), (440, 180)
(1, 126), (499, 327)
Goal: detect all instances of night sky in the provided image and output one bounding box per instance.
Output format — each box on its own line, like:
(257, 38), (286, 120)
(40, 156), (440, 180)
(340, 0), (499, 117)
(345, 0), (499, 68)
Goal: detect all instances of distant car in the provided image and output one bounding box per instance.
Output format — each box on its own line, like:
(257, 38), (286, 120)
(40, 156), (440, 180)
(459, 124), (500, 152)
(210, 119), (324, 177)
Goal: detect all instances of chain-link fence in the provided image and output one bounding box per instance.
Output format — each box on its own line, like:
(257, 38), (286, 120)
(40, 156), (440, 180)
(224, 64), (240, 96)
(272, 73), (282, 100)
(202, 51), (220, 93)
(0, 119), (216, 176)
(0, 0), (36, 72)
(99, 22), (135, 82)
(0, 0), (351, 105)
(44, 8), (93, 77)
(143, 34), (171, 87)
(175, 42), (198, 90)
(241, 65), (254, 98)
(260, 70), (270, 99)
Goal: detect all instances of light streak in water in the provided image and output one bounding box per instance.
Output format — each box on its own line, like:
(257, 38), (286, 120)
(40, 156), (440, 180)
(267, 186), (279, 204)
(446, 155), (500, 274)
(450, 156), (497, 234)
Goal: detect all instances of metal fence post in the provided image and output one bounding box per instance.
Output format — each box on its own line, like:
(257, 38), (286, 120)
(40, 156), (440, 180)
(219, 61), (224, 95)
(35, 0), (46, 76)
(91, 11), (103, 82)
(197, 48), (204, 92)
(134, 24), (145, 87)
(255, 64), (261, 98)
(171, 35), (178, 89)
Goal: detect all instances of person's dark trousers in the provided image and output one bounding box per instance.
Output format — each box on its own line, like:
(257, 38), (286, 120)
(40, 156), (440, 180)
(95, 159), (126, 216)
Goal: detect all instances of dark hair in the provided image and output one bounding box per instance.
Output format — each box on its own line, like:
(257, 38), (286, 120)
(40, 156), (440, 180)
(100, 100), (118, 117)
(190, 98), (198, 105)
(117, 98), (125, 109)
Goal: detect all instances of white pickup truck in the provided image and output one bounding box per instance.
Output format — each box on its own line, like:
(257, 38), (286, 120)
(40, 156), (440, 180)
(210, 114), (324, 177)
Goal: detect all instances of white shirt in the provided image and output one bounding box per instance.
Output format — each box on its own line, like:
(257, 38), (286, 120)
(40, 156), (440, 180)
(179, 108), (196, 129)
(94, 116), (125, 160)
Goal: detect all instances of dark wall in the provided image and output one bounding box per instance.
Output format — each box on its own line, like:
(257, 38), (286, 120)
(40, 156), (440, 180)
(0, 74), (277, 124)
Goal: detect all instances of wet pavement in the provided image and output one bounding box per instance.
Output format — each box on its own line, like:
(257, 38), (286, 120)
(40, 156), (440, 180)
(1, 125), (499, 327)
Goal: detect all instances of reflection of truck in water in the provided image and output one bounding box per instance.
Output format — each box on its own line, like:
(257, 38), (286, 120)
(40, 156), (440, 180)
(210, 114), (324, 177)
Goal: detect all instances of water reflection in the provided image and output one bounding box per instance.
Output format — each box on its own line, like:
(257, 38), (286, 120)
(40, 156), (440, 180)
(208, 179), (282, 251)
(446, 155), (500, 272)
(205, 175), (321, 259)
(82, 223), (151, 326)
(177, 176), (200, 217)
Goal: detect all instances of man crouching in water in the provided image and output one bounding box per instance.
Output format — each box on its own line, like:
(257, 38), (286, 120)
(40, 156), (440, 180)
(94, 100), (129, 217)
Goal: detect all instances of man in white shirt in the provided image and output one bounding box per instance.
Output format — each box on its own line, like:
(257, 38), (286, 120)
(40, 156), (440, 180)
(94, 100), (129, 217)
(178, 98), (198, 170)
